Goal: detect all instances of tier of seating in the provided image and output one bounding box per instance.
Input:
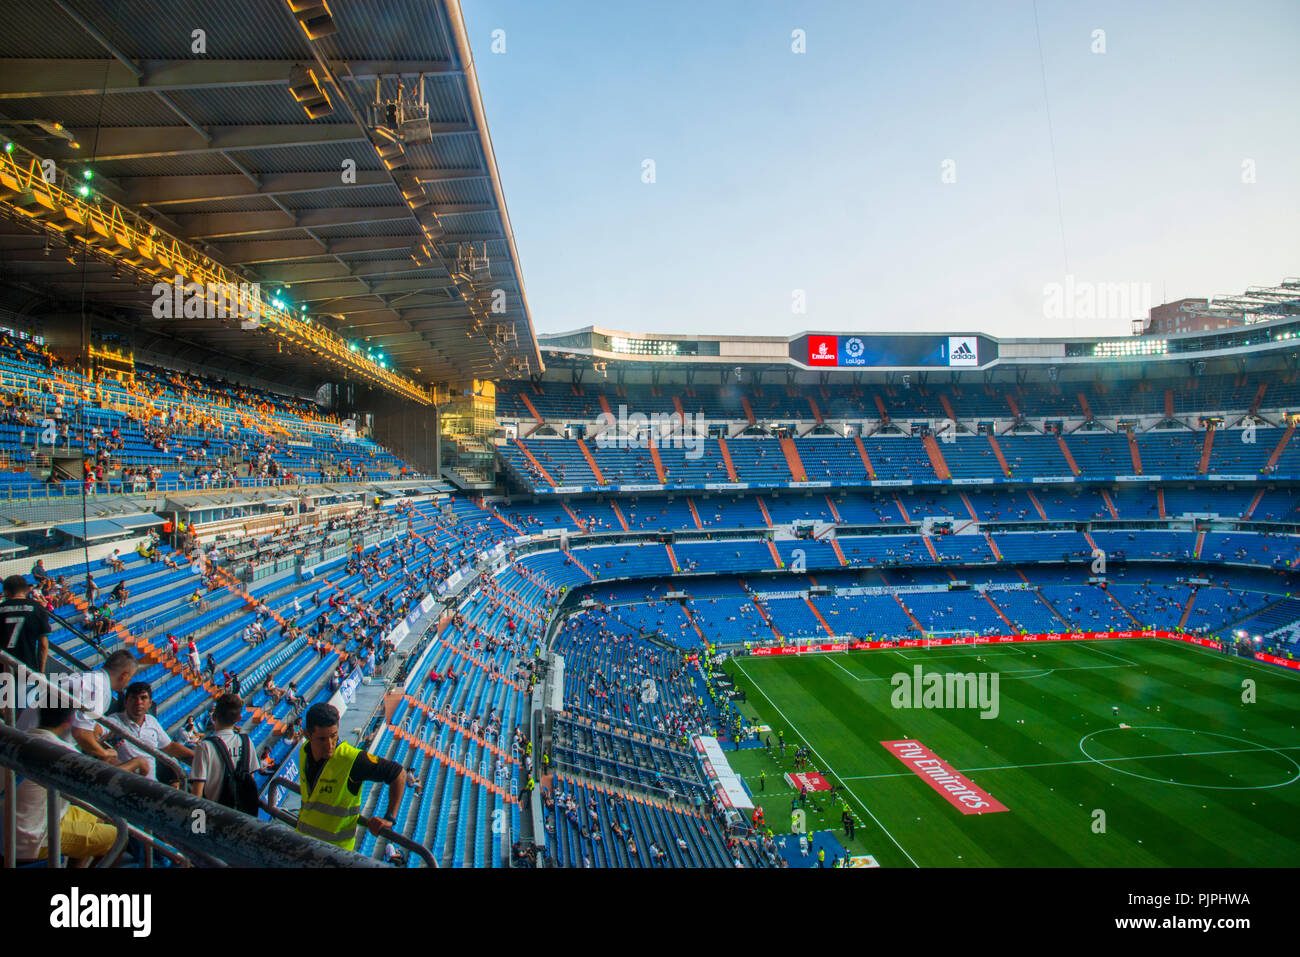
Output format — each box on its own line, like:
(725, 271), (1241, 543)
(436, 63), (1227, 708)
(543, 774), (765, 868)
(491, 484), (1300, 535)
(497, 373), (1300, 423)
(500, 427), (1300, 493)
(0, 333), (414, 498)
(556, 562), (1293, 648)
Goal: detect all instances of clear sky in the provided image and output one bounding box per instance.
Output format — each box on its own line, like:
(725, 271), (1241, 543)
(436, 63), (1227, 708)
(463, 0), (1299, 341)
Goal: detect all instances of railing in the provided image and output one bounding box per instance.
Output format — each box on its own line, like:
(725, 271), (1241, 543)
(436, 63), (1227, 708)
(0, 473), (435, 514)
(551, 742), (703, 795)
(0, 723), (382, 867)
(0, 472), (421, 499)
(549, 755), (694, 806)
(0, 651), (190, 790)
(263, 774), (437, 867)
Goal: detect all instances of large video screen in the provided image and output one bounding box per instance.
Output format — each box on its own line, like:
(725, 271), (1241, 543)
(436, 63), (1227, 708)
(796, 334), (993, 368)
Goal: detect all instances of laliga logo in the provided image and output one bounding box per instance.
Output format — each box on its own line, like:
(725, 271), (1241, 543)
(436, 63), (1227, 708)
(845, 337), (864, 359)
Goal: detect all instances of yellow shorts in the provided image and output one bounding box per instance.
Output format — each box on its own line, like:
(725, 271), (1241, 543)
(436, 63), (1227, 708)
(43, 804), (118, 861)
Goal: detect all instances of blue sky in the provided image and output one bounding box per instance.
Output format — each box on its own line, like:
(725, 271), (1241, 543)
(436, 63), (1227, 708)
(464, 1), (1299, 340)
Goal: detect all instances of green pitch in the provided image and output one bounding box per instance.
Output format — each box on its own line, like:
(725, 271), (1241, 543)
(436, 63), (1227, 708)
(722, 638), (1300, 867)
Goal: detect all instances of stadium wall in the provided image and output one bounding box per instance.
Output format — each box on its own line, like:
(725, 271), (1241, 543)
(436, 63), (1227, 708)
(364, 388), (440, 476)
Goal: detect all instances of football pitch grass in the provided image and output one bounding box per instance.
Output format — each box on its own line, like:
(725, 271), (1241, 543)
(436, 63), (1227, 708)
(722, 637), (1300, 867)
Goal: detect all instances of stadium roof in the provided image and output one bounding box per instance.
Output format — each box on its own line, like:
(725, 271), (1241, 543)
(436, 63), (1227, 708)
(0, 0), (541, 393)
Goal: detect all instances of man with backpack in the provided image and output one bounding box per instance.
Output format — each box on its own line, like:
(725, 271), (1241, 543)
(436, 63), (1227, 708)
(190, 693), (260, 815)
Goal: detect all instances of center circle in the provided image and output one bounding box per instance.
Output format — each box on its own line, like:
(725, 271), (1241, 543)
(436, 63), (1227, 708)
(1077, 727), (1300, 790)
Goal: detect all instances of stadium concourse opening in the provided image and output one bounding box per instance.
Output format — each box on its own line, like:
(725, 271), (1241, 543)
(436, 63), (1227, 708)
(0, 5), (1294, 942)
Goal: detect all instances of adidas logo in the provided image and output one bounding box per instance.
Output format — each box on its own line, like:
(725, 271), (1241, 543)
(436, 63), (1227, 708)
(952, 342), (974, 357)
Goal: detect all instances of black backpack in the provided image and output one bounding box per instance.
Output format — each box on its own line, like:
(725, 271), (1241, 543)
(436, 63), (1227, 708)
(203, 733), (260, 815)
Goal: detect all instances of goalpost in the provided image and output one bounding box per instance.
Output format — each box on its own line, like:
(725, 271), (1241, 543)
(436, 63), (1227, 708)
(922, 628), (980, 648)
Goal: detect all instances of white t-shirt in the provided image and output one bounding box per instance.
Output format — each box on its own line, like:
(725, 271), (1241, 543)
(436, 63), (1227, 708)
(190, 728), (252, 801)
(15, 669), (111, 734)
(3, 728), (77, 859)
(110, 712), (173, 780)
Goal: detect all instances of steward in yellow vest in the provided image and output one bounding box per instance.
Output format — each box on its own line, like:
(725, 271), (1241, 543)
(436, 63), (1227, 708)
(296, 703), (411, 852)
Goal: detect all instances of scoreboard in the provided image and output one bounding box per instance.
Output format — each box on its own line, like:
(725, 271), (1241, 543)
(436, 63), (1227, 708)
(792, 334), (995, 368)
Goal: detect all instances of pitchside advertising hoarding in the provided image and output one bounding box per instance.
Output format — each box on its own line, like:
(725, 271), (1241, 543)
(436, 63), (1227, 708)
(745, 631), (1300, 673)
(749, 630), (1167, 655)
(797, 334), (992, 368)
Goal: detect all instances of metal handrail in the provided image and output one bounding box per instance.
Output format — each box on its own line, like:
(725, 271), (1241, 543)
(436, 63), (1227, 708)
(265, 773), (437, 867)
(0, 470), (432, 504)
(46, 608), (103, 666)
(0, 723), (383, 867)
(0, 651), (191, 788)
(62, 793), (130, 868)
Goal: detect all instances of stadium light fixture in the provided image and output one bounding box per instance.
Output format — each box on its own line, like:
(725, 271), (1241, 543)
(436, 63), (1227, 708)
(288, 64), (334, 118)
(289, 0), (338, 39)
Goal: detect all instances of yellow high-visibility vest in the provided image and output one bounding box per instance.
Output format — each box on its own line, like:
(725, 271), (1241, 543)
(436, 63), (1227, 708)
(297, 740), (363, 850)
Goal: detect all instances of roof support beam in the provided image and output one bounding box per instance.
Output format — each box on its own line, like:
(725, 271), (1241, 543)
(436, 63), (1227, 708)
(294, 278), (454, 302)
(178, 206), (418, 239)
(0, 59), (457, 99)
(50, 123), (470, 161)
(254, 259), (446, 284)
(212, 236), (420, 264)
(120, 169), (484, 206)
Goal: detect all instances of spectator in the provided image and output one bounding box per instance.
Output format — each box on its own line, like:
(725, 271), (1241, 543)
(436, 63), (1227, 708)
(0, 573), (50, 673)
(180, 716), (201, 746)
(21, 649), (140, 763)
(6, 707), (146, 865)
(190, 693), (258, 813)
(107, 681), (194, 782)
(294, 702), (412, 851)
